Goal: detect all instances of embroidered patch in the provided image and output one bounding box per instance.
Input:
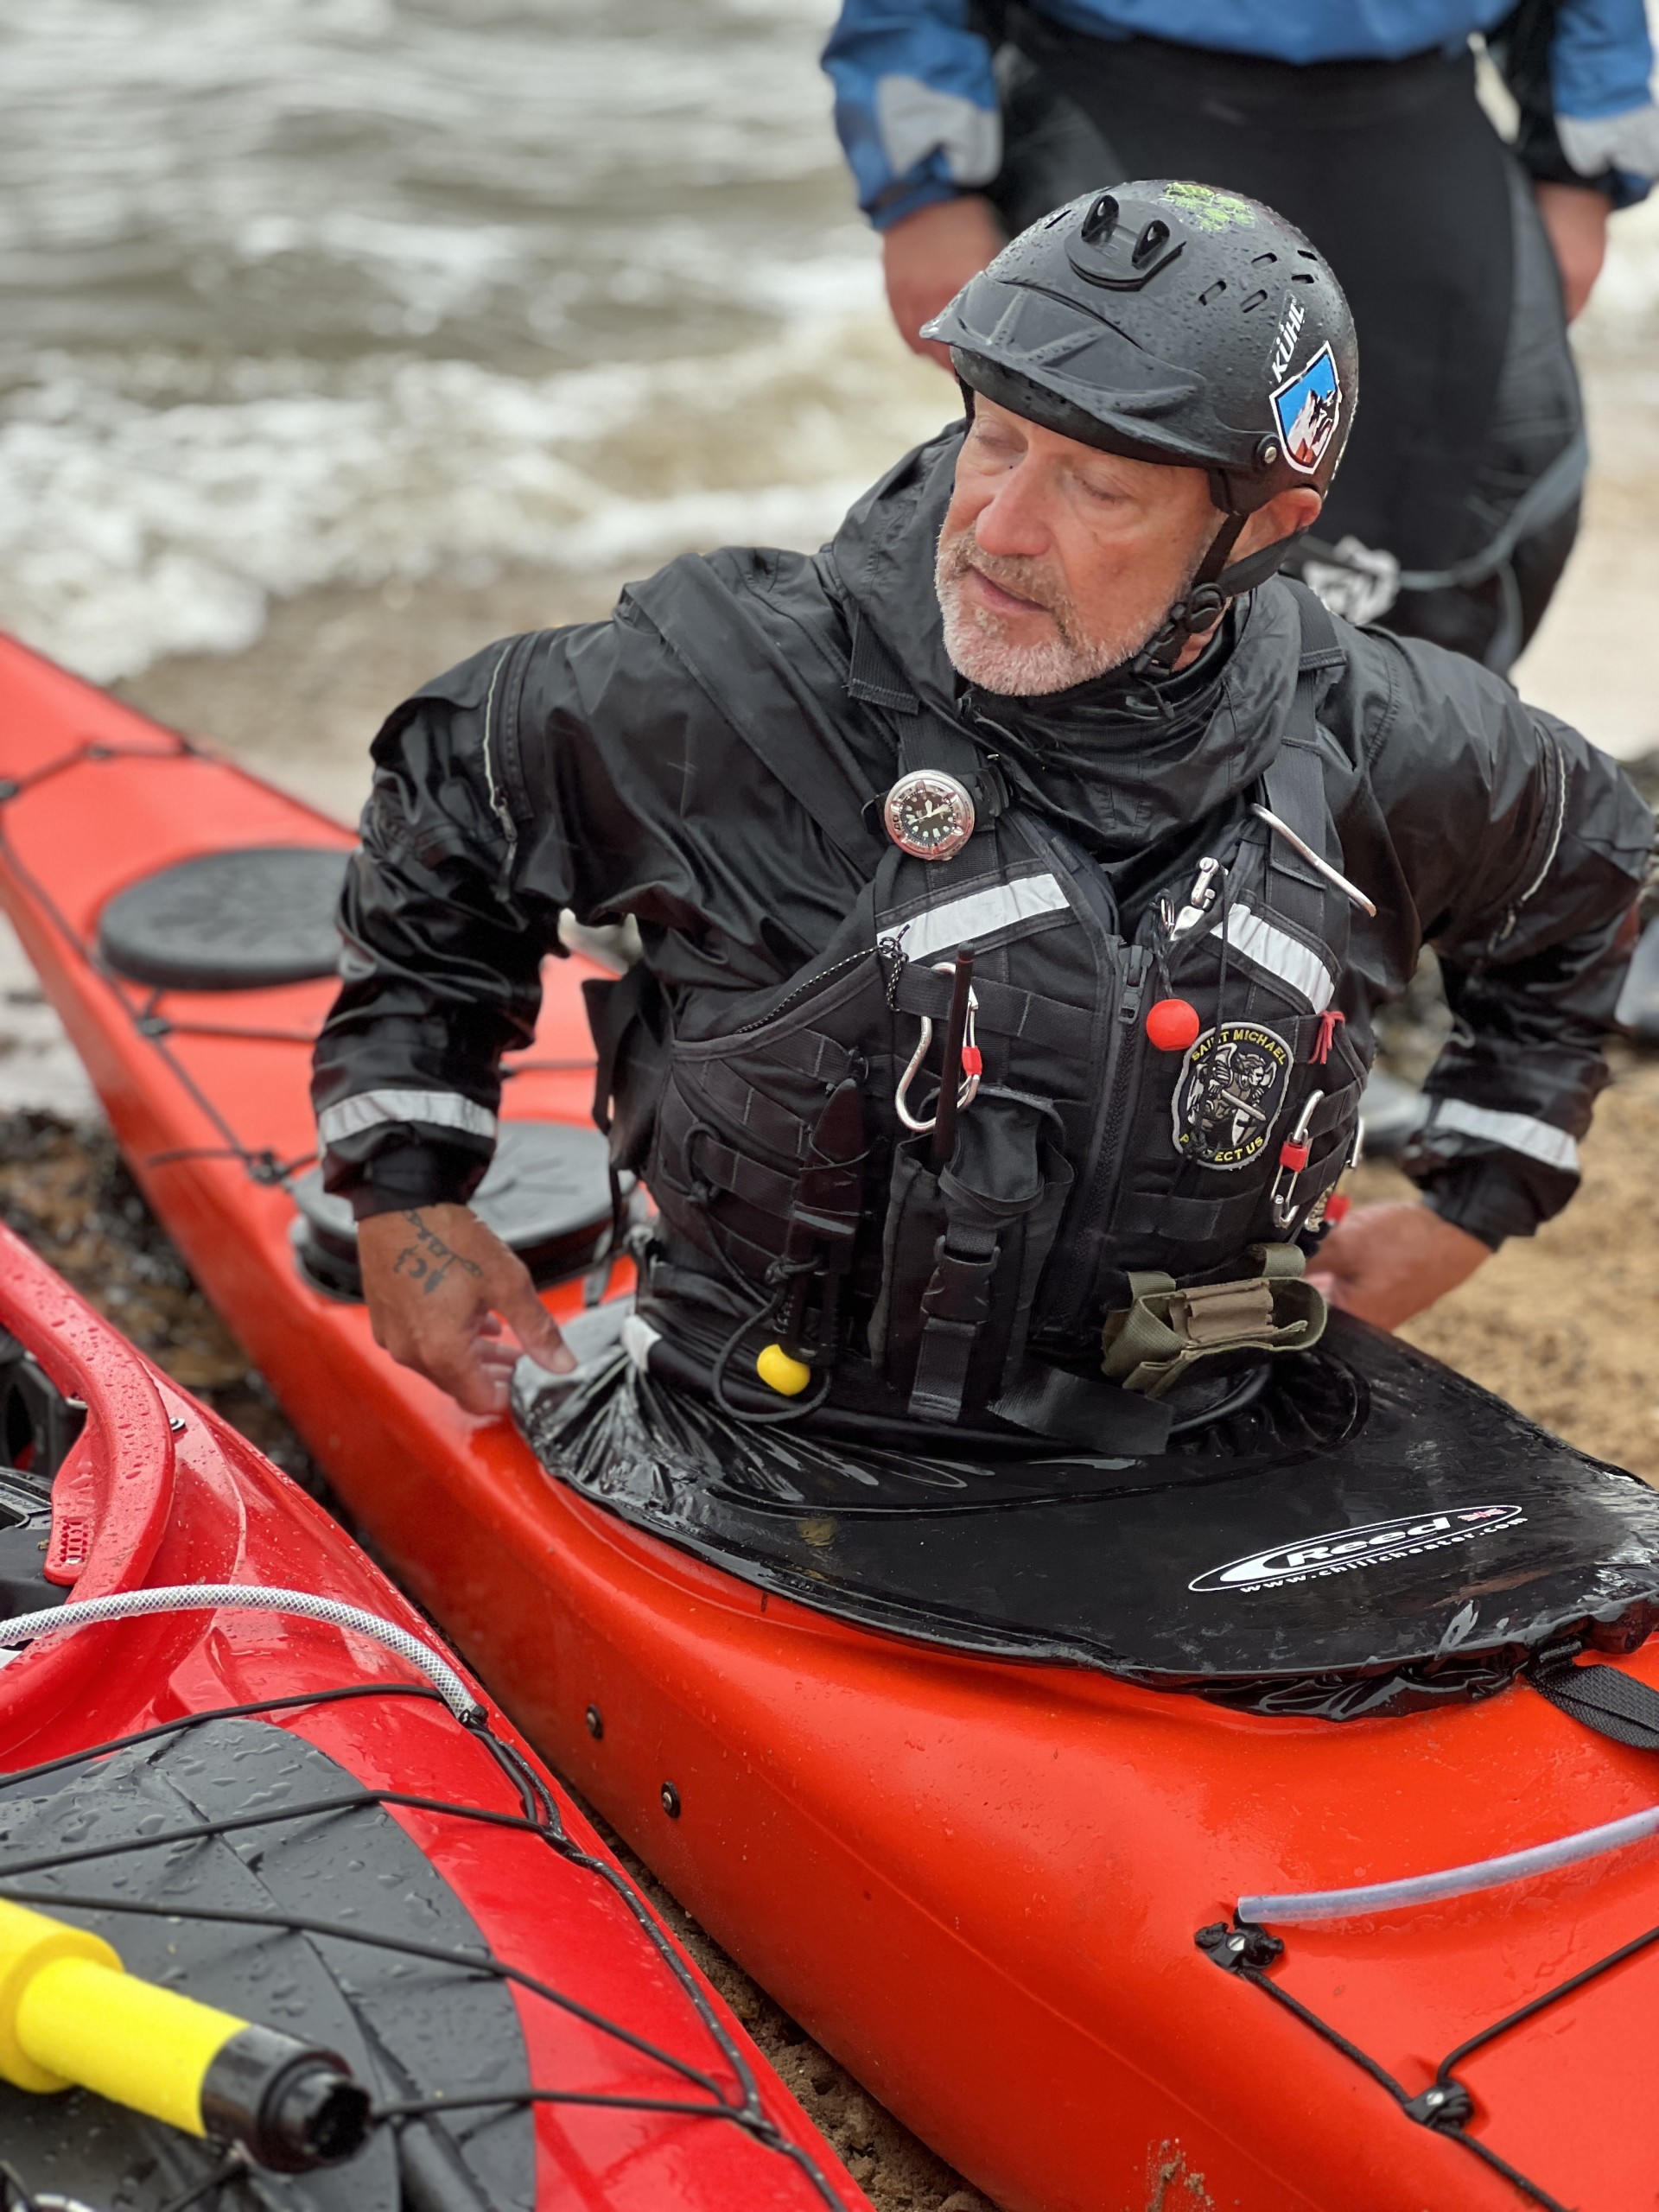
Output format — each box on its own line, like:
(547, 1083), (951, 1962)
(1172, 1022), (1293, 1170)
(1269, 342), (1342, 477)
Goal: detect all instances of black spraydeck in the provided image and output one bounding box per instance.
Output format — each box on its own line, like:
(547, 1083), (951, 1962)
(518, 1310), (1659, 1718)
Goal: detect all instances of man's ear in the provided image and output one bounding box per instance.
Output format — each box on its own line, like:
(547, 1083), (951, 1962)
(1236, 486), (1323, 563)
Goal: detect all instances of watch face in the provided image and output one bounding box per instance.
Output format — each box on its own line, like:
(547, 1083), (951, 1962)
(882, 770), (976, 861)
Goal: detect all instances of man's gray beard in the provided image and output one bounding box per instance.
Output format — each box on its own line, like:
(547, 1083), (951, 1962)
(934, 524), (1174, 696)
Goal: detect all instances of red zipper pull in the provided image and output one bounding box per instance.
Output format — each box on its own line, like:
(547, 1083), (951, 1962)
(1312, 1008), (1345, 1065)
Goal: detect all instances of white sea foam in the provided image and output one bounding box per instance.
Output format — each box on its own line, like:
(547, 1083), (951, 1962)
(3, 0), (1656, 690)
(0, 0), (954, 682)
(0, 310), (948, 682)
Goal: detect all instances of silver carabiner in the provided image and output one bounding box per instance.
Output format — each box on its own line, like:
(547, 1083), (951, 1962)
(1269, 1088), (1325, 1230)
(894, 963), (982, 1134)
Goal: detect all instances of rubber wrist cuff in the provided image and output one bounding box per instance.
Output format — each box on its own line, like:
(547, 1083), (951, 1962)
(338, 1141), (483, 1222)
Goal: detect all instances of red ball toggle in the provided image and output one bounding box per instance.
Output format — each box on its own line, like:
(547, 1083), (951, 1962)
(1145, 997), (1202, 1052)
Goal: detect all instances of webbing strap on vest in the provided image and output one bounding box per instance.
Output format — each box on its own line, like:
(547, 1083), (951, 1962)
(909, 1220), (999, 1423)
(849, 606), (922, 715)
(1261, 584), (1348, 941)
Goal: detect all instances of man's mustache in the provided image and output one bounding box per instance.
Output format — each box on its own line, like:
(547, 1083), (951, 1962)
(939, 529), (1069, 624)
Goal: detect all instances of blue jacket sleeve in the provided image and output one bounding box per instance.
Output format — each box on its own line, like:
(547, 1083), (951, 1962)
(1551, 0), (1659, 200)
(1497, 0), (1658, 206)
(822, 0), (1002, 229)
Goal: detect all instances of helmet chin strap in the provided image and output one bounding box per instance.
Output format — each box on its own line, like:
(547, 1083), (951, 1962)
(1134, 510), (1308, 674)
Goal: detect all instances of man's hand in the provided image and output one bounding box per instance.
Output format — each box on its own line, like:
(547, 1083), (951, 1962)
(1305, 1200), (1491, 1332)
(884, 195), (1006, 366)
(358, 1204), (575, 1415)
(1535, 181), (1610, 322)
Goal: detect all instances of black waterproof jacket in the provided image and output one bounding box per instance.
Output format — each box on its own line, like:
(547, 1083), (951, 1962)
(314, 427), (1651, 1253)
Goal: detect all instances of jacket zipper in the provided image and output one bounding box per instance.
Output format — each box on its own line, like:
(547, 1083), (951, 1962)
(1049, 938), (1151, 1332)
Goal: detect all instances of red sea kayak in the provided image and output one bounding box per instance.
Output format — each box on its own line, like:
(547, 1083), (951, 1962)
(0, 1217), (861, 2209)
(10, 632), (1659, 2212)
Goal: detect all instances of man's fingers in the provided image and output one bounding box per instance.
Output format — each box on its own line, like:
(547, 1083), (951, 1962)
(494, 1269), (576, 1375)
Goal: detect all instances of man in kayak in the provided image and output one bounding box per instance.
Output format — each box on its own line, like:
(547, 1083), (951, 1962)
(313, 184), (1649, 1430)
(823, 0), (1659, 674)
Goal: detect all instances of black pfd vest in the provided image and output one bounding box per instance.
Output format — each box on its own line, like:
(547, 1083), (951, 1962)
(591, 582), (1373, 1448)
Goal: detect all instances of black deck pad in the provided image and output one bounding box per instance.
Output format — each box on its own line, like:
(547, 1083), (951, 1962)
(0, 1717), (532, 2209)
(518, 1309), (1659, 1719)
(98, 845), (350, 988)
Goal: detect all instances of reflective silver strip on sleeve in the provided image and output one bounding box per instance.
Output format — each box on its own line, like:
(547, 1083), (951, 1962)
(1210, 904), (1336, 1013)
(316, 1089), (498, 1147)
(1427, 1097), (1580, 1174)
(880, 874), (1069, 965)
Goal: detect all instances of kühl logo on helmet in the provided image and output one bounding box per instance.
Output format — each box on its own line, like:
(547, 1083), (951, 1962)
(1268, 297), (1305, 383)
(1269, 342), (1343, 475)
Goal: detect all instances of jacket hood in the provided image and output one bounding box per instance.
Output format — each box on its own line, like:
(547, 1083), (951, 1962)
(826, 425), (1304, 857)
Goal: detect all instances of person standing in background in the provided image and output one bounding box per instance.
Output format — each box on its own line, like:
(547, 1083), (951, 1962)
(823, 1), (1659, 672)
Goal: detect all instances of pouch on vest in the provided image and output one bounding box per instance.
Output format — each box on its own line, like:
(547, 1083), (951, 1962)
(1100, 1243), (1327, 1399)
(871, 1090), (1071, 1423)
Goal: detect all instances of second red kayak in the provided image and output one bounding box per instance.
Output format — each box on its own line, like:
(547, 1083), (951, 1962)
(0, 1214), (861, 2210)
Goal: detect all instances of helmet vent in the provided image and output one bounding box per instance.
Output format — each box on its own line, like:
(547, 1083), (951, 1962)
(1239, 289), (1269, 312)
(1251, 251), (1278, 265)
(1198, 280), (1227, 306)
(1080, 194), (1119, 245)
(1131, 219), (1170, 267)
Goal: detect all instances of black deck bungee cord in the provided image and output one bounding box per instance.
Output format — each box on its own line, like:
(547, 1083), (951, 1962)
(0, 1681), (842, 2210)
(1197, 1897), (1659, 2212)
(1198, 1654), (1659, 2212)
(0, 743), (595, 1194)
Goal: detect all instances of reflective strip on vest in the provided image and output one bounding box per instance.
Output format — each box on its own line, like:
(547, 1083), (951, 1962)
(1211, 903), (1336, 1013)
(1426, 1097), (1580, 1174)
(878, 874), (1070, 964)
(317, 1088), (498, 1147)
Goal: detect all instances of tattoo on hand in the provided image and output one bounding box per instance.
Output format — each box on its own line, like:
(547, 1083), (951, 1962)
(391, 1210), (485, 1297)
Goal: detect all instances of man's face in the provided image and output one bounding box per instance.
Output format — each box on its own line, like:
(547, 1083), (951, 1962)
(936, 395), (1219, 695)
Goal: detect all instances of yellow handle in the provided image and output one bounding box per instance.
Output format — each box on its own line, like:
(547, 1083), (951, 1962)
(0, 1898), (122, 2093)
(756, 1343), (813, 1396)
(0, 1897), (240, 2133)
(17, 1955), (244, 2135)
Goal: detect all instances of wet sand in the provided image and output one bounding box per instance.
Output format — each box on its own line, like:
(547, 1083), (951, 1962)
(2, 336), (1656, 2212)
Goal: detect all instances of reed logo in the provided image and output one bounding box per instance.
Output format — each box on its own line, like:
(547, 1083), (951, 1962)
(1189, 1504), (1525, 1593)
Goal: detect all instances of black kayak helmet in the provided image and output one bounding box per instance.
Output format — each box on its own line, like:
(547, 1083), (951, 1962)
(923, 180), (1357, 658)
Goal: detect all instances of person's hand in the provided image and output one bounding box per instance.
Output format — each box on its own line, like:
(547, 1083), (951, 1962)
(883, 195), (1006, 366)
(1535, 181), (1610, 322)
(1305, 1200), (1491, 1332)
(358, 1204), (575, 1415)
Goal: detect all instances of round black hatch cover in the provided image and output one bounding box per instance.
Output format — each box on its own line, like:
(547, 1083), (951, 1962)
(99, 846), (350, 990)
(290, 1121), (613, 1299)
